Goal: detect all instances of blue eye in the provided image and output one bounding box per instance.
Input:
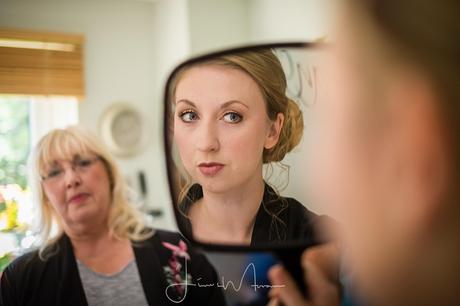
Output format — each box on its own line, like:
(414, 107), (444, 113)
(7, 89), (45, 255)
(180, 110), (199, 122)
(223, 112), (243, 123)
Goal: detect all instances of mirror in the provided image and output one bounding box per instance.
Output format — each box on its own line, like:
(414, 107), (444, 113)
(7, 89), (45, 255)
(164, 43), (331, 248)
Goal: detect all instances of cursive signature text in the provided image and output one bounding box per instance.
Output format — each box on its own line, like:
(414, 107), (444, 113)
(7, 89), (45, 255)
(165, 261), (285, 303)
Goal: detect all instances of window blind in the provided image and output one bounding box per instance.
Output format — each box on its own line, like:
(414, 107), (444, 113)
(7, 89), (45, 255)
(0, 27), (84, 98)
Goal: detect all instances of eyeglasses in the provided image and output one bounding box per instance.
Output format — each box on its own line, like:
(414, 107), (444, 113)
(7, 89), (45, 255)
(41, 156), (100, 185)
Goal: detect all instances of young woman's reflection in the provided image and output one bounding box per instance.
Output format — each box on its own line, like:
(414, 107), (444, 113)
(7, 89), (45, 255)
(172, 49), (327, 246)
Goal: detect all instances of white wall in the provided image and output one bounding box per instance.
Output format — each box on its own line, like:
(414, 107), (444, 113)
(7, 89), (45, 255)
(0, 0), (176, 229)
(187, 0), (250, 55)
(150, 0), (190, 229)
(248, 0), (337, 43)
(185, 0), (337, 53)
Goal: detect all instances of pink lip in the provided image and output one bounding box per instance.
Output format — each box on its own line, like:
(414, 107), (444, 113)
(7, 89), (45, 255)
(198, 162), (225, 176)
(68, 193), (90, 204)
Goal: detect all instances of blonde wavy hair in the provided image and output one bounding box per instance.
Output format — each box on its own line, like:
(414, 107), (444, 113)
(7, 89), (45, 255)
(29, 125), (153, 260)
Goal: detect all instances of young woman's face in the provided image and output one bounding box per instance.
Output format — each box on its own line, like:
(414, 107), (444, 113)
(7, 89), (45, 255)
(173, 65), (276, 193)
(41, 152), (112, 234)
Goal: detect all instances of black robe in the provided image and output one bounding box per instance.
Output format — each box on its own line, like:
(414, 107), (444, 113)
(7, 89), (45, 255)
(0, 230), (226, 306)
(178, 182), (325, 246)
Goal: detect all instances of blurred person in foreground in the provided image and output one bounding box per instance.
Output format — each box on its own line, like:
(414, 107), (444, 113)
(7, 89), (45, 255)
(268, 0), (460, 305)
(0, 126), (225, 306)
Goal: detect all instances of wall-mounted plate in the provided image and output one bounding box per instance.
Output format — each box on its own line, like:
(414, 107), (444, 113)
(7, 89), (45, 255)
(99, 103), (149, 157)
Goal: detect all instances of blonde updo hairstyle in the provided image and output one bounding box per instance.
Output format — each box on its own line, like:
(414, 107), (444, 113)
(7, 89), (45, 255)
(171, 48), (303, 165)
(210, 49), (304, 163)
(171, 49), (304, 234)
(29, 126), (152, 260)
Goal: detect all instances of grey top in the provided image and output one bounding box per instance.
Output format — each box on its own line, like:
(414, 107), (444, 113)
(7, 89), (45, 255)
(77, 259), (149, 306)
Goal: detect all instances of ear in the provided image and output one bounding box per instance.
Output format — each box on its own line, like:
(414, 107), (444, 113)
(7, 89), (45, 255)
(386, 70), (450, 235)
(265, 113), (285, 150)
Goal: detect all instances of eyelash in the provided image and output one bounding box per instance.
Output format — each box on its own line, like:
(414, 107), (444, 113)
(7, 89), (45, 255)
(178, 109), (198, 122)
(222, 111), (243, 123)
(177, 109), (243, 124)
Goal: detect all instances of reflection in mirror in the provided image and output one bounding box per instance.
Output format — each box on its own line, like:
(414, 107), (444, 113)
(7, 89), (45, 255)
(165, 45), (330, 247)
(204, 250), (282, 306)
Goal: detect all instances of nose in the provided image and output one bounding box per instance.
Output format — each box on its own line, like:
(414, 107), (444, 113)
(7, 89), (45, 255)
(196, 119), (220, 152)
(64, 166), (82, 189)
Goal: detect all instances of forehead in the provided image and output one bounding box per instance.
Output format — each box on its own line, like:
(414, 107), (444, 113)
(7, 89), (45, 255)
(175, 64), (265, 110)
(38, 132), (92, 171)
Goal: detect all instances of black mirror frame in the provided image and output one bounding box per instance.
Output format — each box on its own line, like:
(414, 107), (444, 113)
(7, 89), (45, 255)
(163, 42), (326, 252)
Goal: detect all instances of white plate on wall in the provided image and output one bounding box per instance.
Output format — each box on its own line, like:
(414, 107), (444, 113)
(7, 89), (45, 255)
(99, 103), (149, 158)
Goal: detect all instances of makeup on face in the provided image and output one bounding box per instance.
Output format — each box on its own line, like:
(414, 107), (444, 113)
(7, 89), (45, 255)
(175, 99), (247, 125)
(197, 162), (225, 176)
(172, 64), (274, 197)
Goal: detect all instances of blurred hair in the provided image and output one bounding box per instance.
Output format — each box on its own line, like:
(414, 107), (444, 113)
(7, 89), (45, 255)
(346, 0), (460, 173)
(29, 125), (152, 260)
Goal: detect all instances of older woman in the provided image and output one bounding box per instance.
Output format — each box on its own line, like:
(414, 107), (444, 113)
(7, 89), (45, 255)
(0, 126), (225, 306)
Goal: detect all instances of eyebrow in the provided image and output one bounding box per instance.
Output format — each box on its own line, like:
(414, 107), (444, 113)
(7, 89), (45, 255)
(176, 99), (249, 109)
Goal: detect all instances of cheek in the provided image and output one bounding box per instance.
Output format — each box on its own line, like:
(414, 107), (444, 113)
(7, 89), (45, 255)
(316, 45), (398, 280)
(309, 99), (361, 218)
(317, 119), (391, 278)
(42, 184), (66, 212)
(312, 52), (376, 214)
(222, 121), (266, 166)
(87, 167), (112, 206)
(90, 168), (111, 203)
(173, 127), (195, 166)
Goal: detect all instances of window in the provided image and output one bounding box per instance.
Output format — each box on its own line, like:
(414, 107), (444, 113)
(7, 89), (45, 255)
(0, 27), (85, 97)
(0, 27), (83, 272)
(0, 96), (32, 271)
(0, 96), (79, 272)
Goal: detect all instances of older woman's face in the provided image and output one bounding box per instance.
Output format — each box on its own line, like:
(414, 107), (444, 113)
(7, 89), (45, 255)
(173, 65), (279, 193)
(41, 153), (112, 234)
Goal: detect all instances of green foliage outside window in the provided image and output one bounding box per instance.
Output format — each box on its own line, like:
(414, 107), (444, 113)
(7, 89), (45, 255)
(0, 97), (30, 189)
(0, 97), (31, 271)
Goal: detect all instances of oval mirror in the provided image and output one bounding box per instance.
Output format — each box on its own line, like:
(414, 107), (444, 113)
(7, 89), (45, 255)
(164, 43), (333, 249)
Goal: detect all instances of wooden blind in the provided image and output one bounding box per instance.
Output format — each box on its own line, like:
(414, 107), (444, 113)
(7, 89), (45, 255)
(0, 28), (84, 98)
